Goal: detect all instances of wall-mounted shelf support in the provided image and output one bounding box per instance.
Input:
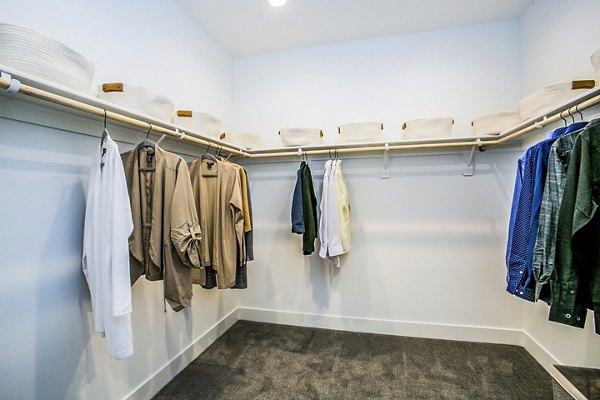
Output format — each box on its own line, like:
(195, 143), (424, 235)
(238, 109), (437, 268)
(380, 142), (391, 179)
(462, 138), (484, 177)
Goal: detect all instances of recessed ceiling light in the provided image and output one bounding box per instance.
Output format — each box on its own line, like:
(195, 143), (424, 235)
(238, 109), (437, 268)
(269, 0), (287, 7)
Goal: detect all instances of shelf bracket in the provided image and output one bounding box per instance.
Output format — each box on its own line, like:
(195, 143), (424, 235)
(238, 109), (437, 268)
(462, 139), (483, 177)
(380, 142), (391, 179)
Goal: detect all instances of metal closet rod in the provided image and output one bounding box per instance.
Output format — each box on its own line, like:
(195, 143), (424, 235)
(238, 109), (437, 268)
(0, 76), (250, 157)
(2, 75), (600, 159)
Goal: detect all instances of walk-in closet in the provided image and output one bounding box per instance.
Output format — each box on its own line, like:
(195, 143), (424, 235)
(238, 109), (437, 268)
(1, 0), (600, 399)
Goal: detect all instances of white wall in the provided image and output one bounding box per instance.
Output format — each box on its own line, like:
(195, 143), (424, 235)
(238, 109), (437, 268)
(234, 21), (526, 335)
(0, 0), (232, 128)
(233, 20), (522, 147)
(520, 0), (600, 95)
(519, 0), (600, 368)
(240, 151), (524, 332)
(0, 1), (236, 400)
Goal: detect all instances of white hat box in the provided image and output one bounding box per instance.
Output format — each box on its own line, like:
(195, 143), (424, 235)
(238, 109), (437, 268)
(220, 132), (263, 149)
(98, 82), (175, 121)
(279, 128), (323, 147)
(173, 110), (222, 137)
(472, 111), (520, 136)
(519, 80), (595, 121)
(0, 22), (95, 92)
(402, 117), (454, 139)
(338, 122), (383, 143)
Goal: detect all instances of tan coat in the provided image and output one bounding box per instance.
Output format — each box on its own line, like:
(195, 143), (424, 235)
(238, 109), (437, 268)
(122, 145), (201, 311)
(188, 158), (245, 288)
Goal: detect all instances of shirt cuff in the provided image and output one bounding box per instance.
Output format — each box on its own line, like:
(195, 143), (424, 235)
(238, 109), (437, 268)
(548, 281), (586, 328)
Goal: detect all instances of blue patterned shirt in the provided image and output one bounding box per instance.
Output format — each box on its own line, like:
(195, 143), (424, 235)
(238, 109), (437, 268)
(506, 127), (568, 301)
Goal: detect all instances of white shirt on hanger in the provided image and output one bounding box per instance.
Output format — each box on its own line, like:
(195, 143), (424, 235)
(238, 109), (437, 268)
(319, 160), (345, 266)
(333, 160), (351, 252)
(82, 132), (134, 360)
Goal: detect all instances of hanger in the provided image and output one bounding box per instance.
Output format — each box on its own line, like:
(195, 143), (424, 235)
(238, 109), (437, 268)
(575, 105), (584, 122)
(100, 109), (108, 148)
(136, 123), (155, 151)
(135, 123), (156, 171)
(567, 108), (575, 124)
(201, 142), (219, 162)
(559, 111), (568, 127)
(100, 109), (108, 169)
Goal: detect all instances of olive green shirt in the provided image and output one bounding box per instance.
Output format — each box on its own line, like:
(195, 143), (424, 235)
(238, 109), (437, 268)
(549, 119), (600, 334)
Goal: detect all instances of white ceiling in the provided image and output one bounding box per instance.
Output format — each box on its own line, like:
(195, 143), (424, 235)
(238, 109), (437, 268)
(176, 0), (532, 57)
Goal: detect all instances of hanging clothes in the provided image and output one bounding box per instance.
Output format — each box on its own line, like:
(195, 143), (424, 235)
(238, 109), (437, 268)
(82, 132), (134, 359)
(291, 162), (306, 234)
(505, 126), (570, 301)
(319, 159), (351, 266)
(122, 145), (202, 312)
(319, 160), (342, 260)
(301, 161), (319, 255)
(549, 119), (600, 333)
(533, 122), (589, 302)
(188, 157), (245, 289)
(220, 157), (253, 289)
(243, 167), (254, 263)
(333, 160), (351, 253)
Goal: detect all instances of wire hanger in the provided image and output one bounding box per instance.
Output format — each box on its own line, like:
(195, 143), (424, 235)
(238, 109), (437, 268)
(575, 105), (584, 122)
(100, 109), (108, 169)
(559, 110), (568, 127)
(100, 109), (108, 146)
(136, 123), (155, 150)
(567, 108), (575, 124)
(202, 142), (219, 161)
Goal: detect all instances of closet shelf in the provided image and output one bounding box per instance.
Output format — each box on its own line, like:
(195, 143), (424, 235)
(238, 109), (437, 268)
(0, 66), (250, 157)
(1, 66), (600, 159)
(249, 86), (600, 158)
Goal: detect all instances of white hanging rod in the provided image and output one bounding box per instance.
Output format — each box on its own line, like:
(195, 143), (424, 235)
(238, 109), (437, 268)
(0, 74), (251, 157)
(2, 71), (599, 160)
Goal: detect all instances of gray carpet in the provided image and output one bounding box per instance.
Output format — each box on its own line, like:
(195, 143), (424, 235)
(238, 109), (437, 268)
(153, 320), (553, 399)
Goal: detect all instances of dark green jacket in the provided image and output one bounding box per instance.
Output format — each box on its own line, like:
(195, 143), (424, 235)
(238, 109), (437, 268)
(549, 119), (600, 334)
(301, 163), (318, 255)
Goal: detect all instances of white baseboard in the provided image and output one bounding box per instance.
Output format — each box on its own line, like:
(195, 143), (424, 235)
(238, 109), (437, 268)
(125, 307), (239, 400)
(238, 306), (524, 346)
(521, 331), (559, 370)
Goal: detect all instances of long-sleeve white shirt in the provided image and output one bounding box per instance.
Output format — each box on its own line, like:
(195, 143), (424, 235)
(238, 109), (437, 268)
(319, 160), (348, 265)
(82, 132), (134, 360)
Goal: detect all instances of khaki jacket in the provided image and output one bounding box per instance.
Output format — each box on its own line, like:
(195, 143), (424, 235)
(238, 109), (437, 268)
(122, 145), (201, 311)
(188, 158), (245, 288)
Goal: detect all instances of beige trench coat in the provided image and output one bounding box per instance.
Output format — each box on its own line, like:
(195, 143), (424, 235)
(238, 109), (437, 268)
(188, 158), (245, 288)
(122, 145), (202, 311)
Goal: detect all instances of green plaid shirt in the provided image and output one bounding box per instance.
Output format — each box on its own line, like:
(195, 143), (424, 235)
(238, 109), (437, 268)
(532, 133), (579, 302)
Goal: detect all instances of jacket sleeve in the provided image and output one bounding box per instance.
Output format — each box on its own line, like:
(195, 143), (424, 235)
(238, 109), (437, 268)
(291, 164), (306, 234)
(170, 159), (202, 269)
(230, 171), (246, 266)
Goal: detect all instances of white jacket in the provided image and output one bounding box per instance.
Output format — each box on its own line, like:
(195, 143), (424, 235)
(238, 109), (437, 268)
(82, 132), (134, 360)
